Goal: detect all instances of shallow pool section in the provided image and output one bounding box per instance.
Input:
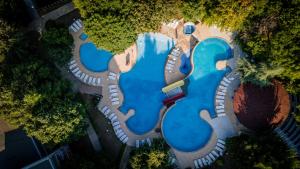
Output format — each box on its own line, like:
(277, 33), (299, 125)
(162, 38), (232, 152)
(80, 42), (112, 72)
(119, 33), (174, 135)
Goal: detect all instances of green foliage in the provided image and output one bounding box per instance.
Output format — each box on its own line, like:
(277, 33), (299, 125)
(210, 134), (300, 169)
(42, 21), (73, 66)
(0, 29), (87, 145)
(0, 20), (17, 63)
(72, 0), (180, 53)
(237, 57), (284, 87)
(129, 138), (172, 169)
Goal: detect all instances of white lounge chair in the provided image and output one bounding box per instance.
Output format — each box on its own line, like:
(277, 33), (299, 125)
(72, 23), (80, 30)
(111, 115), (118, 122)
(83, 75), (89, 83)
(194, 160), (199, 169)
(217, 91), (226, 96)
(80, 73), (85, 80)
(109, 88), (118, 93)
(168, 60), (175, 64)
(117, 131), (124, 138)
(69, 63), (77, 70)
(223, 77), (231, 83)
(75, 70), (82, 78)
(216, 109), (225, 113)
(216, 99), (224, 104)
(109, 84), (117, 89)
(215, 146), (223, 153)
(136, 140), (139, 148)
(104, 109), (111, 117)
(218, 139), (226, 144)
(69, 59), (76, 65)
(146, 138), (151, 146)
(92, 78), (96, 85)
(202, 158), (207, 166)
(212, 150), (219, 157)
(88, 77), (93, 84)
(110, 93), (118, 98)
(72, 67), (79, 73)
(221, 80), (229, 87)
(217, 142), (225, 149)
(111, 97), (119, 102)
(108, 75), (116, 80)
(97, 78), (101, 86)
(205, 155), (212, 165)
(75, 20), (82, 28)
(109, 72), (117, 77)
(216, 105), (224, 109)
(218, 113), (226, 117)
(216, 95), (225, 99)
(122, 137), (128, 143)
(70, 25), (77, 32)
(229, 77), (235, 81)
(112, 101), (119, 105)
(101, 106), (108, 112)
(112, 121), (120, 127)
(115, 129), (123, 135)
(209, 153), (216, 161)
(166, 63), (174, 67)
(120, 134), (127, 141)
(197, 159), (204, 168)
(219, 85), (227, 90)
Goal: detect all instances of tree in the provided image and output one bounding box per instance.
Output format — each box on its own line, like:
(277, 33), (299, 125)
(209, 134), (300, 169)
(237, 57), (283, 87)
(129, 139), (172, 169)
(0, 20), (17, 63)
(0, 28), (87, 145)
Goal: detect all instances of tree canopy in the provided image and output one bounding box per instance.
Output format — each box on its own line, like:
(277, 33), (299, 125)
(0, 22), (87, 145)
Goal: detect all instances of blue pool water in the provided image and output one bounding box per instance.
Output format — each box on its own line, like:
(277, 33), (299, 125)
(80, 42), (112, 72)
(162, 38), (232, 152)
(119, 33), (174, 135)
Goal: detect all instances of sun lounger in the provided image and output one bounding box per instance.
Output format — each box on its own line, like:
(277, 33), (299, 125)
(216, 109), (225, 113)
(136, 140), (139, 148)
(112, 101), (119, 105)
(197, 159), (203, 168)
(70, 25), (77, 32)
(72, 23), (80, 30)
(120, 134), (127, 141)
(202, 158), (207, 166)
(223, 77), (231, 83)
(122, 137), (128, 143)
(166, 63), (174, 67)
(219, 85), (227, 90)
(212, 150), (219, 157)
(206, 155), (212, 165)
(80, 73), (85, 80)
(115, 129), (122, 135)
(108, 75), (116, 80)
(218, 139), (226, 145)
(221, 80), (229, 87)
(75, 70), (82, 77)
(168, 60), (175, 64)
(112, 121), (120, 127)
(92, 78), (96, 85)
(209, 153), (216, 161)
(216, 99), (224, 103)
(69, 63), (77, 70)
(217, 142), (225, 149)
(104, 109), (111, 117)
(146, 138), (151, 146)
(69, 60), (76, 65)
(117, 131), (124, 138)
(75, 20), (82, 28)
(101, 106), (108, 112)
(216, 95), (225, 99)
(72, 67), (79, 73)
(83, 75), (89, 83)
(110, 93), (118, 98)
(218, 113), (226, 117)
(88, 77), (93, 84)
(111, 115), (118, 122)
(111, 97), (119, 102)
(215, 146), (223, 153)
(109, 85), (117, 90)
(229, 77), (234, 81)
(216, 105), (224, 109)
(109, 72), (117, 77)
(109, 88), (118, 93)
(217, 91), (226, 96)
(97, 78), (101, 86)
(108, 113), (115, 120)
(194, 160), (199, 169)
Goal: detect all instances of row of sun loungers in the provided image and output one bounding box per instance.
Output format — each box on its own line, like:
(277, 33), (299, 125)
(69, 19), (83, 33)
(69, 60), (102, 86)
(215, 76), (235, 117)
(166, 47), (181, 73)
(100, 105), (128, 144)
(108, 84), (120, 106)
(135, 138), (152, 148)
(194, 139), (226, 169)
(108, 71), (118, 81)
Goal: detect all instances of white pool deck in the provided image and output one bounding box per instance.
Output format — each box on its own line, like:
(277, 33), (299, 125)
(69, 20), (245, 169)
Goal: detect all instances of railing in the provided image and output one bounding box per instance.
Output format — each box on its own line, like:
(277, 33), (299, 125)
(37, 0), (71, 15)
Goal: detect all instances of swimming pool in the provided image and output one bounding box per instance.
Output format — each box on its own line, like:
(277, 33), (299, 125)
(119, 33), (175, 135)
(80, 42), (112, 72)
(162, 38), (232, 152)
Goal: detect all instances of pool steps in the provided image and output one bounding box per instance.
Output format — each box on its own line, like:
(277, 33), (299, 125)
(194, 139), (226, 168)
